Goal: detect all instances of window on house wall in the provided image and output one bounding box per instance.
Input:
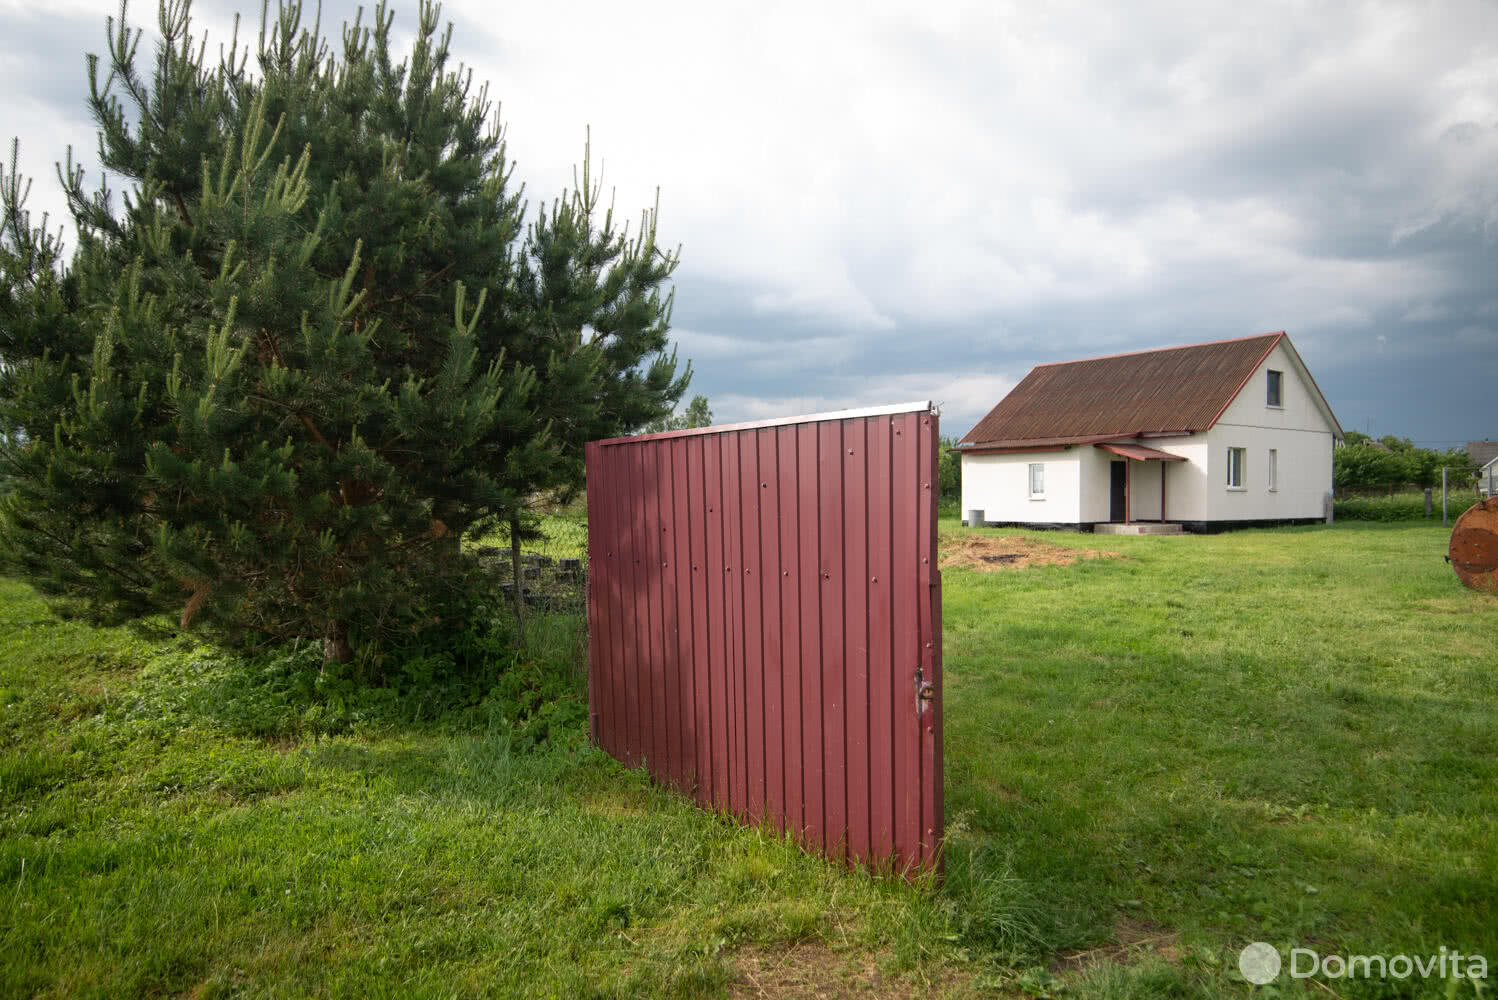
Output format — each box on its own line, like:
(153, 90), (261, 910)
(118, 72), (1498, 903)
(1267, 449), (1278, 492)
(1029, 463), (1045, 498)
(1267, 370), (1283, 407)
(1227, 447), (1246, 489)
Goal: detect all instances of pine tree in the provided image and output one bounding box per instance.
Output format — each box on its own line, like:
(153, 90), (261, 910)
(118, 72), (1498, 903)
(0, 0), (687, 665)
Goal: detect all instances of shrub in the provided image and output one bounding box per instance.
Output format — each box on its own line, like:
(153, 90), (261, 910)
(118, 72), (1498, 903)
(1334, 492), (1482, 522)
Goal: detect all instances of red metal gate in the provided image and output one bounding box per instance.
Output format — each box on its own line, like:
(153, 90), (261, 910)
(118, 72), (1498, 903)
(585, 401), (943, 874)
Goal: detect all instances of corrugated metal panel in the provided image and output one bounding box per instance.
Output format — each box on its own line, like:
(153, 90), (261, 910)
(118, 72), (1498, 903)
(585, 404), (943, 874)
(961, 333), (1283, 447)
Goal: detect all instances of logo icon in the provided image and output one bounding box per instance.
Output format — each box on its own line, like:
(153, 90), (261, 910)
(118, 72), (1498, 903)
(1240, 942), (1282, 984)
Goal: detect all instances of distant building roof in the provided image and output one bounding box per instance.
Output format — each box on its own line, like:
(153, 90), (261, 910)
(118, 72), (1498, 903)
(1467, 441), (1498, 468)
(960, 332), (1341, 448)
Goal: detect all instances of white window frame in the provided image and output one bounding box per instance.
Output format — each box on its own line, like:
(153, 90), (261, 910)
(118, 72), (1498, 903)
(1267, 448), (1278, 492)
(1266, 369), (1283, 408)
(1226, 447), (1246, 490)
(1028, 462), (1045, 499)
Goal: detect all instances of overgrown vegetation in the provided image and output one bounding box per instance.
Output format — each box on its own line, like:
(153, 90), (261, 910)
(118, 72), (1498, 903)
(939, 433), (962, 517)
(0, 575), (970, 999)
(1334, 490), (1483, 522)
(4, 521), (1493, 997)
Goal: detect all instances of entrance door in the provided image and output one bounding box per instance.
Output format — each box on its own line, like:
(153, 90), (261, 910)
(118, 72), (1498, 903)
(1110, 461), (1127, 521)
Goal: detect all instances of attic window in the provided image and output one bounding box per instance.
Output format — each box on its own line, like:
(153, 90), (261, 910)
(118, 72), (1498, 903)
(1267, 370), (1283, 407)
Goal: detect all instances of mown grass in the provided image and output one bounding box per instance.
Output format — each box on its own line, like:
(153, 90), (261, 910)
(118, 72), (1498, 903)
(1, 520), (1494, 998)
(942, 520), (1497, 997)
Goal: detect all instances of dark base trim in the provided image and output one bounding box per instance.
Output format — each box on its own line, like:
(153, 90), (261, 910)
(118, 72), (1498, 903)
(965, 517), (1327, 534)
(1172, 517), (1326, 534)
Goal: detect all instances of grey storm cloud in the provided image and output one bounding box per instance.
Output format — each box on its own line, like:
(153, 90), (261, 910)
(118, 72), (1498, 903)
(4, 0), (1495, 444)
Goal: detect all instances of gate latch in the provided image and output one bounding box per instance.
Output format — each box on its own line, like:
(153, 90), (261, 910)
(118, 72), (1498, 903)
(915, 668), (935, 716)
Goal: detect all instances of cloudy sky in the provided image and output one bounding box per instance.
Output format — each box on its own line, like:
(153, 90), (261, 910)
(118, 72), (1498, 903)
(4, 0), (1495, 446)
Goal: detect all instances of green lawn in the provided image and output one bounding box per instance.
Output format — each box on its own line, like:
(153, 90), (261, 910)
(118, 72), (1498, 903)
(0, 579), (956, 998)
(1, 521), (1493, 997)
(941, 520), (1497, 995)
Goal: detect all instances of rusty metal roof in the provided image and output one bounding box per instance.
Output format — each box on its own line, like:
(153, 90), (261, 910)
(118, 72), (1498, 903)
(1096, 442), (1188, 462)
(1468, 441), (1498, 468)
(1449, 497), (1498, 594)
(960, 333), (1286, 447)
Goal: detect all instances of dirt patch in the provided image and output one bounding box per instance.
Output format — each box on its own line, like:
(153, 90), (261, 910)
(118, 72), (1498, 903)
(1050, 917), (1181, 976)
(940, 535), (1123, 573)
(731, 942), (968, 998)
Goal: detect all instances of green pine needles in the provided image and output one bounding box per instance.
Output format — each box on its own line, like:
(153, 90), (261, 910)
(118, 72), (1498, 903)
(0, 0), (688, 664)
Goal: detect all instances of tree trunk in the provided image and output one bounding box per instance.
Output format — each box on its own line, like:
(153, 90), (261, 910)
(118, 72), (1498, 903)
(509, 512), (526, 647)
(323, 619), (353, 665)
(432, 499), (463, 561)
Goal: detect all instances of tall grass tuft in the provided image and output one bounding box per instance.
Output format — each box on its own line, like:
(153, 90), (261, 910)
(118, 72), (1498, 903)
(942, 846), (1054, 961)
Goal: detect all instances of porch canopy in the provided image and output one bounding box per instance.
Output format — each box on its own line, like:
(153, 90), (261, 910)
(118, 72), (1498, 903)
(1095, 442), (1187, 462)
(1095, 441), (1185, 524)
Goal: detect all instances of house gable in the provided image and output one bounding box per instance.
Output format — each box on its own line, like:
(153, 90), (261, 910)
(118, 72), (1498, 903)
(1212, 339), (1342, 437)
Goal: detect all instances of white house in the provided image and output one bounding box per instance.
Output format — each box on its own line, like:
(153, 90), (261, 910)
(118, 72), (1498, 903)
(956, 332), (1343, 533)
(1479, 457), (1497, 498)
(1468, 442), (1498, 498)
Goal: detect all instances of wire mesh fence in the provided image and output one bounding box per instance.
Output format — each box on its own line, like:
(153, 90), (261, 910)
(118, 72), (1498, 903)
(471, 515), (589, 616)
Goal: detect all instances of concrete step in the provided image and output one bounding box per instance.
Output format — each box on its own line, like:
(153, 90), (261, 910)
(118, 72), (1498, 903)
(1094, 522), (1184, 535)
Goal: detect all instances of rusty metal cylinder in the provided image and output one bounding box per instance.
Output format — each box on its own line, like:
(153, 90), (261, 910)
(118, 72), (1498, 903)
(1449, 497), (1498, 594)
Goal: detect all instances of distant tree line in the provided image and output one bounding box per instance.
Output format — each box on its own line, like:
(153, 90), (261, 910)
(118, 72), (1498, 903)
(644, 394), (712, 433)
(1334, 433), (1473, 493)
